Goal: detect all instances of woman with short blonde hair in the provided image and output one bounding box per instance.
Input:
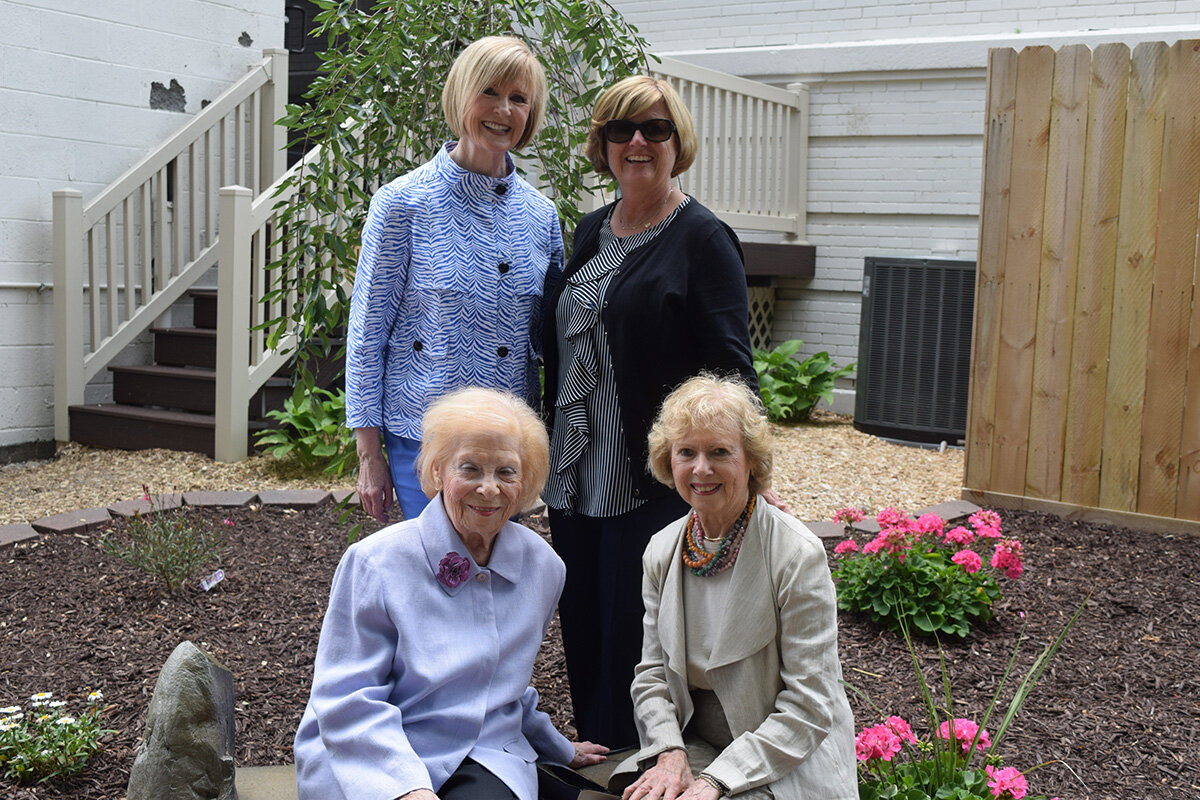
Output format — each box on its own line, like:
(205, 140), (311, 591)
(348, 35), (562, 527)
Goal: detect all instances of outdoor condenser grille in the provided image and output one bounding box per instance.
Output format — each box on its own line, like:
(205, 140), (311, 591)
(853, 257), (975, 444)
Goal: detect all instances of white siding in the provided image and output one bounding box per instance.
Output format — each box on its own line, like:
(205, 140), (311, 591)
(0, 0), (283, 454)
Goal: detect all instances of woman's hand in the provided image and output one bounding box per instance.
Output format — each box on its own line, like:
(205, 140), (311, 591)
(762, 487), (790, 514)
(622, 748), (693, 800)
(396, 790), (438, 800)
(570, 740), (610, 768)
(355, 427), (394, 523)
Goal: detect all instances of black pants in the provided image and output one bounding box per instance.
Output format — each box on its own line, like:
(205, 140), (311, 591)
(439, 758), (515, 799)
(549, 494), (689, 749)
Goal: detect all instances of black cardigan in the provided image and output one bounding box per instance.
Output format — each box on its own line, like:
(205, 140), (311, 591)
(542, 199), (758, 501)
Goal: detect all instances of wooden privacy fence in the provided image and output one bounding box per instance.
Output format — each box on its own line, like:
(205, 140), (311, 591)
(964, 40), (1200, 528)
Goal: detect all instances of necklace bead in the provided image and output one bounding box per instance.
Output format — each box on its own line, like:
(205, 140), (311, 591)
(682, 495), (756, 577)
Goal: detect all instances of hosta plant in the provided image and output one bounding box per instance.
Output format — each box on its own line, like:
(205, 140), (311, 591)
(832, 507), (1023, 637)
(752, 339), (855, 422)
(255, 386), (357, 477)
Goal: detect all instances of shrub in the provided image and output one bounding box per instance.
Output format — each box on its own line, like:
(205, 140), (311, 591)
(832, 507), (1021, 637)
(101, 488), (224, 595)
(255, 386), (356, 476)
(752, 339), (855, 422)
(0, 691), (112, 784)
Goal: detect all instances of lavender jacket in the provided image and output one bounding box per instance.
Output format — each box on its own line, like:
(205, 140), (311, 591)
(294, 498), (575, 800)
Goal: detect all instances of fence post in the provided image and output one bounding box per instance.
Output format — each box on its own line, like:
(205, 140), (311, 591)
(260, 48), (289, 190)
(215, 186), (253, 462)
(785, 81), (809, 242)
(53, 189), (85, 442)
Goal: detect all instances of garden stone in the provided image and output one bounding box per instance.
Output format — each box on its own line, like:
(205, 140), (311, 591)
(127, 640), (238, 800)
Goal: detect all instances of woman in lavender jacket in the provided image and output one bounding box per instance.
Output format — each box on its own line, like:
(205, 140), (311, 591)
(295, 388), (606, 800)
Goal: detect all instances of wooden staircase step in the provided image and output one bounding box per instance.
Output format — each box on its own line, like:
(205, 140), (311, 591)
(69, 404), (264, 458)
(189, 289), (218, 330)
(152, 327), (216, 368)
(109, 365), (291, 417)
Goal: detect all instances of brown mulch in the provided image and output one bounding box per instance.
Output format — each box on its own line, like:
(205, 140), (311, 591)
(2, 501), (1198, 799)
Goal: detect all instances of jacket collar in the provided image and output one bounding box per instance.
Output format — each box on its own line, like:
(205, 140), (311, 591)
(418, 494), (525, 596)
(435, 141), (517, 201)
(659, 497), (779, 673)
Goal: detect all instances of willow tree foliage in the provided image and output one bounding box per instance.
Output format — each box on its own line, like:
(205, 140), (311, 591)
(262, 0), (650, 381)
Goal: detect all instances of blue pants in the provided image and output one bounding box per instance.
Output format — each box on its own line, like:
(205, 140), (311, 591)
(382, 430), (433, 522)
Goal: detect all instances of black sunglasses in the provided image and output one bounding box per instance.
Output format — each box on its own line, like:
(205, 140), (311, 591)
(602, 118), (677, 143)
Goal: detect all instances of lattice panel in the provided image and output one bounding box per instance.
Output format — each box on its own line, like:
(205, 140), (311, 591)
(747, 286), (776, 352)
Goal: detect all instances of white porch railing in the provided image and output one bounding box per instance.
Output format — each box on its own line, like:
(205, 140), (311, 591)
(52, 49), (289, 441)
(651, 57), (809, 240)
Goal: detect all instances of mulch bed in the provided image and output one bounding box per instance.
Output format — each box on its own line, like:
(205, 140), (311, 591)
(1, 502), (1197, 799)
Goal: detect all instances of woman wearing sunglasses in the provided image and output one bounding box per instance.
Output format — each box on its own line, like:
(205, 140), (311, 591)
(541, 75), (758, 749)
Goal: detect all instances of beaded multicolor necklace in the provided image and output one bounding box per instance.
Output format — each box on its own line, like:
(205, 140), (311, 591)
(682, 495), (757, 577)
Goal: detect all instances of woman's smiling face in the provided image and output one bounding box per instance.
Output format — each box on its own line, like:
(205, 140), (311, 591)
(435, 429), (524, 543)
(458, 79), (531, 160)
(669, 418), (753, 533)
(605, 100), (678, 194)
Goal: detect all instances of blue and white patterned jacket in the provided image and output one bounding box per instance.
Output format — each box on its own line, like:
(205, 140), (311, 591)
(346, 143), (564, 438)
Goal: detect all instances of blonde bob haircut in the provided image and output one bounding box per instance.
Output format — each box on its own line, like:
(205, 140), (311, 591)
(442, 35), (548, 152)
(585, 75), (698, 178)
(415, 387), (550, 511)
(647, 373), (773, 497)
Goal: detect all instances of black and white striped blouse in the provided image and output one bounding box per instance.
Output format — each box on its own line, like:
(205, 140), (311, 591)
(543, 198), (691, 516)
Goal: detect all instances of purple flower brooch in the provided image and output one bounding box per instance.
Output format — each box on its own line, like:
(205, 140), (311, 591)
(436, 552), (471, 589)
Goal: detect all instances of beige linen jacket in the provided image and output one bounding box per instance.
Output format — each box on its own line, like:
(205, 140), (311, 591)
(619, 499), (857, 799)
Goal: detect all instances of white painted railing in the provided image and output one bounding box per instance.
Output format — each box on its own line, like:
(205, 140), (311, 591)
(651, 57), (809, 240)
(52, 49), (289, 441)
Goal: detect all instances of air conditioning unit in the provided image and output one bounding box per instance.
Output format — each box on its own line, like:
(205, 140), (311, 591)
(854, 257), (975, 444)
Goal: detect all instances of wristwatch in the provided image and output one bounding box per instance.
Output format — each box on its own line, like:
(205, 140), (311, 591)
(697, 773), (729, 797)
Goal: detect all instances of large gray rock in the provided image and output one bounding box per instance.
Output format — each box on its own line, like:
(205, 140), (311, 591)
(128, 640), (238, 800)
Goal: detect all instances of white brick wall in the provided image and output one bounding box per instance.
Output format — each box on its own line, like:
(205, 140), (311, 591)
(611, 1), (1200, 416)
(0, 0), (283, 454)
(613, 0), (1200, 51)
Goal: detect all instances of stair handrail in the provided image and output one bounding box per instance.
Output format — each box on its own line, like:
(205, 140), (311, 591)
(53, 49), (289, 441)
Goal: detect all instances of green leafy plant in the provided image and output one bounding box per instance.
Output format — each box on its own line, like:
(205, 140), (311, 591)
(262, 0), (651, 388)
(831, 507), (1022, 637)
(255, 386), (357, 476)
(848, 600), (1087, 799)
(101, 488), (224, 595)
(0, 691), (113, 784)
(752, 340), (854, 422)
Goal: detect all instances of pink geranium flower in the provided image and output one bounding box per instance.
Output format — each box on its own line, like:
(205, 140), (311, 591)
(833, 506), (865, 525)
(885, 716), (917, 743)
(876, 506), (908, 529)
(834, 539), (859, 555)
(952, 549), (983, 573)
(937, 718), (991, 753)
(985, 765), (1028, 799)
(991, 539), (1024, 579)
(943, 525), (975, 546)
(855, 723), (902, 761)
(970, 509), (1003, 538)
(915, 513), (944, 536)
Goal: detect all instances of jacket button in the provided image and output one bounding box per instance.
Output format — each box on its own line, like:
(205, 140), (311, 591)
(633, 489), (640, 497)
(413, 340), (423, 352)
(498, 262), (510, 274)
(602, 301), (609, 308)
(497, 346), (509, 357)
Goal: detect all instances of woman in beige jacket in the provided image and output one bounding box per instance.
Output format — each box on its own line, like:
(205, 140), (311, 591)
(615, 374), (857, 800)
